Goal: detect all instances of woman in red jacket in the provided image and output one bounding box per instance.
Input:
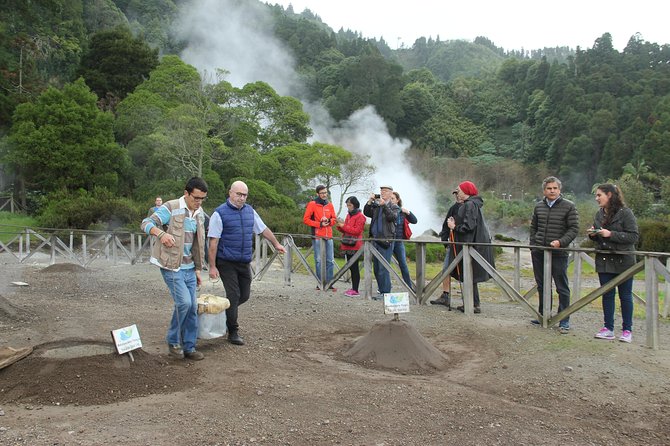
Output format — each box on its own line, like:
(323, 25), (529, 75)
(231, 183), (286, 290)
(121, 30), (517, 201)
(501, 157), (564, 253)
(336, 196), (366, 296)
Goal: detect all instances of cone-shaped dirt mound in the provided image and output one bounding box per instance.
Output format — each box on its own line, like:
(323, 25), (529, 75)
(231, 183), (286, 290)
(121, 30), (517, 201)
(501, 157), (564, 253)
(344, 319), (447, 373)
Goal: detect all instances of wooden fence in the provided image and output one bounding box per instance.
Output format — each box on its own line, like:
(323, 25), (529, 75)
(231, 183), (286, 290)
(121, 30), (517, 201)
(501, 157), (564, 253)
(1, 226), (668, 349)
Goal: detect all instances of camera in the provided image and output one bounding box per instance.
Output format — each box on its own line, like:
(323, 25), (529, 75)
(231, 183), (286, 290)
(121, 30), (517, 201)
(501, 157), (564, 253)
(374, 194), (380, 199)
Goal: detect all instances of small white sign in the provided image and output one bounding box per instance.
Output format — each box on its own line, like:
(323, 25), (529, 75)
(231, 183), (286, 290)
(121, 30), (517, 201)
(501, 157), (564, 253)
(383, 292), (410, 314)
(111, 324), (142, 354)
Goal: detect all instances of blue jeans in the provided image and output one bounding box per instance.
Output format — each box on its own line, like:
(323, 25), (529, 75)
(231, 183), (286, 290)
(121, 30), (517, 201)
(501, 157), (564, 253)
(160, 267), (198, 353)
(598, 273), (634, 332)
(373, 241), (394, 294)
(392, 241), (414, 291)
(313, 238), (334, 283)
(531, 251), (571, 327)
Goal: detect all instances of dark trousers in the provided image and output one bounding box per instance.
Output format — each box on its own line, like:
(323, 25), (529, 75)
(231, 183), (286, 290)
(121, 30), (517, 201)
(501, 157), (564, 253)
(344, 252), (361, 291)
(216, 259), (252, 334)
(531, 251), (571, 325)
(598, 273), (634, 332)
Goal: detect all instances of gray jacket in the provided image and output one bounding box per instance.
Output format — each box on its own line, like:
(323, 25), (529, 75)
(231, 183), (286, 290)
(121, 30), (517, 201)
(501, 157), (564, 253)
(590, 207), (639, 274)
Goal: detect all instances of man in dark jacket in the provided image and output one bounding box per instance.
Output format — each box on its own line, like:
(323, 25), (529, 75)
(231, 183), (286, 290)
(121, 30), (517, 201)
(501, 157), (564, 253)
(208, 181), (286, 345)
(530, 176), (579, 333)
(363, 185), (399, 297)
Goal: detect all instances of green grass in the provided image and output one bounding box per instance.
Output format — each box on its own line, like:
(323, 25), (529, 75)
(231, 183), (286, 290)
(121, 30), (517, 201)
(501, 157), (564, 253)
(0, 211), (37, 244)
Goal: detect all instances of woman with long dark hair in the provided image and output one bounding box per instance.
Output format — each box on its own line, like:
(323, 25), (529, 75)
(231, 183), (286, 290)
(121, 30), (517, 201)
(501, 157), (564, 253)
(336, 196), (366, 297)
(390, 191), (418, 291)
(588, 184), (639, 343)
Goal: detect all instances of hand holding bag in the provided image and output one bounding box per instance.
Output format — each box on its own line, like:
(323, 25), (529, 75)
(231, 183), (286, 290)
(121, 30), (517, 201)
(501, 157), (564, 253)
(197, 278), (229, 339)
(403, 218), (412, 240)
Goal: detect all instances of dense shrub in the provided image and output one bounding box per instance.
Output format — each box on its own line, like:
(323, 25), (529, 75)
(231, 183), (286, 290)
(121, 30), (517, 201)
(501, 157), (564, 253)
(255, 206), (307, 246)
(37, 188), (142, 230)
(637, 218), (670, 254)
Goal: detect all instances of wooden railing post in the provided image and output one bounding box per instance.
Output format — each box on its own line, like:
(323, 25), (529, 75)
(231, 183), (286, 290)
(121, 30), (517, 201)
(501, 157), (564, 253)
(663, 258), (670, 319)
(363, 241), (373, 299)
(645, 255), (659, 349)
(283, 238), (292, 286)
(415, 242), (426, 304)
(462, 244), (474, 314)
(541, 250), (552, 327)
(513, 246), (521, 293)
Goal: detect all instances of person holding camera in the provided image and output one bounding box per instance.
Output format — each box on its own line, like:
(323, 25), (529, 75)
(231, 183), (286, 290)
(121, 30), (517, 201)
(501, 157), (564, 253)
(303, 185), (337, 289)
(530, 176), (579, 332)
(588, 184), (639, 343)
(336, 196), (366, 297)
(363, 185), (399, 298)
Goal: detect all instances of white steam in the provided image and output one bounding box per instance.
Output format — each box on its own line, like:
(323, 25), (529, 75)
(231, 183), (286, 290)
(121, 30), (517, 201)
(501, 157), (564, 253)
(173, 0), (442, 234)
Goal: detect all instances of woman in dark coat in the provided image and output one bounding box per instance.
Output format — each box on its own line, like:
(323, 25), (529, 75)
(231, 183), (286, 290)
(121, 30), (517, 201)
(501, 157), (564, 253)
(588, 184), (639, 343)
(447, 181), (495, 313)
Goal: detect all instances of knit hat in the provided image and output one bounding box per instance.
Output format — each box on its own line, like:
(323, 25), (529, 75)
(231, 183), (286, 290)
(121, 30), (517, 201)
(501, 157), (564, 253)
(458, 181), (478, 196)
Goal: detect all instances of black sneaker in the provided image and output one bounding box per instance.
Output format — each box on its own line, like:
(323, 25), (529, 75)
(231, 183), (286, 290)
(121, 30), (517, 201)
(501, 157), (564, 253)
(228, 332), (245, 345)
(530, 319), (541, 325)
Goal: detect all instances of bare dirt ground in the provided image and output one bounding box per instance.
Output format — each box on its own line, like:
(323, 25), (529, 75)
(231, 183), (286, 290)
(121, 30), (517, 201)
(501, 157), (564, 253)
(1, 254), (669, 446)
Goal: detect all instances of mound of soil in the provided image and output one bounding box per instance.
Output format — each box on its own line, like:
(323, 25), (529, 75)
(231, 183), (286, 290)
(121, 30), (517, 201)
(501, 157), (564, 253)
(41, 263), (87, 273)
(344, 319), (447, 373)
(0, 340), (200, 406)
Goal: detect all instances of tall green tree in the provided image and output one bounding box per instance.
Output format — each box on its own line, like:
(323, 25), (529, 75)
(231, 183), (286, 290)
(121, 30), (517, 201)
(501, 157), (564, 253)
(77, 27), (159, 105)
(3, 78), (129, 205)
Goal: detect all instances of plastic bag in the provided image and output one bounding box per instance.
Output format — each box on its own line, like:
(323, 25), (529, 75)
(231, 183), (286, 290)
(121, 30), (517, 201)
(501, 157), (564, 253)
(198, 312), (227, 339)
(197, 278), (229, 339)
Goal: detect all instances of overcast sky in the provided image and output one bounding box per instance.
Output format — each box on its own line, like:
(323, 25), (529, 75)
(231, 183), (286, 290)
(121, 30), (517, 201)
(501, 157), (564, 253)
(271, 0), (668, 51)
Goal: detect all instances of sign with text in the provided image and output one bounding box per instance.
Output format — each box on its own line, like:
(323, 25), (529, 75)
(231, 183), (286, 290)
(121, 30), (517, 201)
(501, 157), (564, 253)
(383, 292), (410, 315)
(111, 324), (142, 354)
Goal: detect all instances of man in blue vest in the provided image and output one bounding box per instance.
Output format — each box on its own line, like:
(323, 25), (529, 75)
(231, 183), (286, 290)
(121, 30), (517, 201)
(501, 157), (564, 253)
(208, 180), (286, 345)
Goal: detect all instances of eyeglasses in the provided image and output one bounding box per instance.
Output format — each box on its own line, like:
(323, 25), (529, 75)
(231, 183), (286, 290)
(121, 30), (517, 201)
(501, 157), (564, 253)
(234, 192), (248, 198)
(190, 194), (207, 202)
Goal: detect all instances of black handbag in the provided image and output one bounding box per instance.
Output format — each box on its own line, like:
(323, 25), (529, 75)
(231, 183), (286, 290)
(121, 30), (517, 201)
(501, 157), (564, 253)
(341, 235), (357, 246)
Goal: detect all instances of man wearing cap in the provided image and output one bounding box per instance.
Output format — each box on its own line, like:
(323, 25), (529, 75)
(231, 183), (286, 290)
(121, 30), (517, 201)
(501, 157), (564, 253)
(446, 181), (494, 313)
(530, 176), (579, 333)
(364, 185), (399, 298)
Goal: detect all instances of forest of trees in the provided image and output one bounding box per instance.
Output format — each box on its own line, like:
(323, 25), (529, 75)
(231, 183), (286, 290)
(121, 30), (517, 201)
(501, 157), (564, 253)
(1, 0), (670, 243)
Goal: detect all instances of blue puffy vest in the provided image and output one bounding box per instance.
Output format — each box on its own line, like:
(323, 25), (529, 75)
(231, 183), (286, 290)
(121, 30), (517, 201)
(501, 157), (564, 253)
(214, 200), (255, 263)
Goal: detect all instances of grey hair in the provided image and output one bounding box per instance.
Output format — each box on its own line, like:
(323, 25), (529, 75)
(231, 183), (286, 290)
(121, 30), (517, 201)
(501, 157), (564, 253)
(542, 176), (562, 190)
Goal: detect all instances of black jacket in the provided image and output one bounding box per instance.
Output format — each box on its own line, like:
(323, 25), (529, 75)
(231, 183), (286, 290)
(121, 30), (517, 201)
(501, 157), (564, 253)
(589, 207), (639, 274)
(450, 196), (495, 283)
(530, 196), (579, 256)
(363, 200), (399, 241)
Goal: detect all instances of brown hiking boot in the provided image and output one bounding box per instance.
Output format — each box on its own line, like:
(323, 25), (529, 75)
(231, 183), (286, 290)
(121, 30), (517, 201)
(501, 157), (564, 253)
(184, 350), (204, 361)
(430, 292), (451, 309)
(168, 344), (184, 359)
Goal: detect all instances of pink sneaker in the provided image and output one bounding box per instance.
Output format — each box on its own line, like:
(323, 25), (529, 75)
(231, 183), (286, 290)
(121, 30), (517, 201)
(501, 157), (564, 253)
(619, 330), (632, 343)
(595, 327), (615, 340)
(344, 289), (359, 297)
(349, 290), (360, 296)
